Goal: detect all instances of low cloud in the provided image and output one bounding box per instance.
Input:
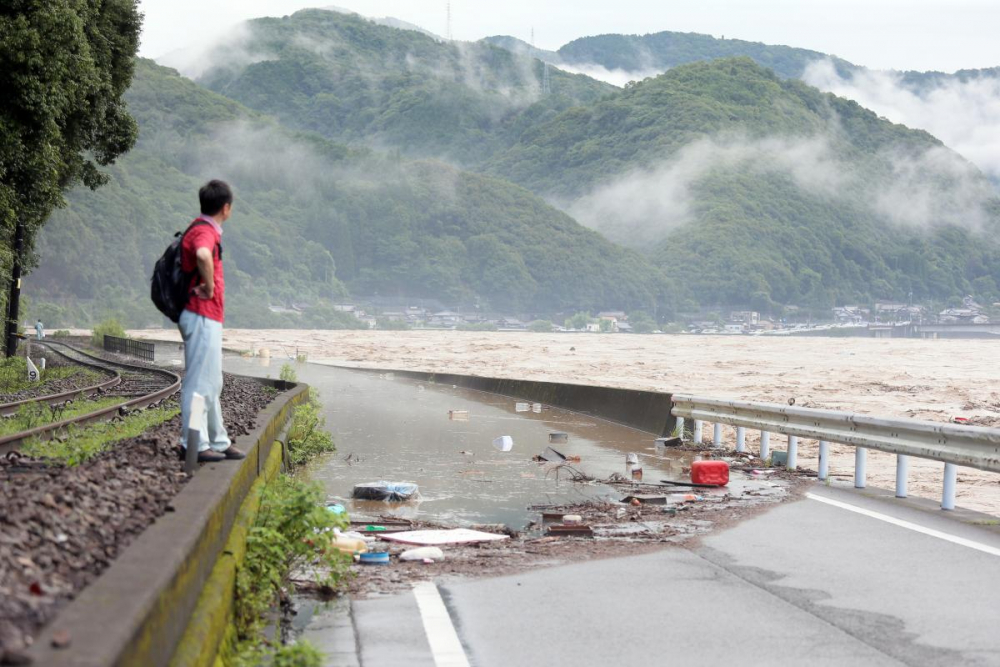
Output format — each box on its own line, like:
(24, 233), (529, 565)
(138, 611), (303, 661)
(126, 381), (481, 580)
(567, 132), (994, 249)
(804, 59), (1000, 183)
(555, 62), (662, 88)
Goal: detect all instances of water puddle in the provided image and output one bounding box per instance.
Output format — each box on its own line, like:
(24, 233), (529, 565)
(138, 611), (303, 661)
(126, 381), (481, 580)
(220, 356), (765, 529)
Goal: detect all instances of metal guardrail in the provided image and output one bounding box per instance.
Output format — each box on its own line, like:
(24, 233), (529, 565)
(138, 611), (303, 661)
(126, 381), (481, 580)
(104, 334), (155, 361)
(671, 394), (1000, 511)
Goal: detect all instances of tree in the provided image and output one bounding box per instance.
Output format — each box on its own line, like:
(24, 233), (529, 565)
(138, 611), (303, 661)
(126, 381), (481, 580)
(528, 319), (553, 332)
(1, 0), (142, 354)
(628, 310), (656, 333)
(564, 311), (591, 330)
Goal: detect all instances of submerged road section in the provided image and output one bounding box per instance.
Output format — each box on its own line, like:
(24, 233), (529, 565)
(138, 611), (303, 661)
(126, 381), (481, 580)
(211, 353), (1000, 666)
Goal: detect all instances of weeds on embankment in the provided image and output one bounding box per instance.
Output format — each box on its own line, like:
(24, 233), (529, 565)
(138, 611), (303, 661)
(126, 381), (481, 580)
(231, 375), (347, 667)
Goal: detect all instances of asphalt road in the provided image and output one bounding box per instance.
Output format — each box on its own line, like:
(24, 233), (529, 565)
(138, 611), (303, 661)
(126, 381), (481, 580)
(305, 483), (1000, 666)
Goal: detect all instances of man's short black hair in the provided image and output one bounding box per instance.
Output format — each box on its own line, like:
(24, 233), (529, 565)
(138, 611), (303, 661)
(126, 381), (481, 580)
(199, 179), (233, 216)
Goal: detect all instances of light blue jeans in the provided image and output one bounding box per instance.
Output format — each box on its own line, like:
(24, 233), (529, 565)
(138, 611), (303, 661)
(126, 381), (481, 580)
(178, 310), (230, 452)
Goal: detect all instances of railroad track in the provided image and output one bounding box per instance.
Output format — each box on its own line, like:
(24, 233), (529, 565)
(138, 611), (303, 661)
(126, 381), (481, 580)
(0, 340), (181, 455)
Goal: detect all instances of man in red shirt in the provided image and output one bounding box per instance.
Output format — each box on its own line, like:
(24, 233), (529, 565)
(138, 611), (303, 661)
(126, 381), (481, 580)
(178, 180), (245, 462)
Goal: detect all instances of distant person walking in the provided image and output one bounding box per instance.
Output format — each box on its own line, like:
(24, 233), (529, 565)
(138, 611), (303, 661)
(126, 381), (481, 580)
(34, 320), (43, 340)
(178, 180), (245, 462)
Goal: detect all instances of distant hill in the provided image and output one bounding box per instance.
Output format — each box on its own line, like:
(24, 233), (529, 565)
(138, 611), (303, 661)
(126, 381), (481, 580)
(484, 58), (1000, 309)
(28, 60), (668, 327)
(554, 30), (859, 80)
(193, 9), (614, 166)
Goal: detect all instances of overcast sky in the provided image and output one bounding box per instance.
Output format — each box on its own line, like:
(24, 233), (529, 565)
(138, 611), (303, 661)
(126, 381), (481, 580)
(138, 0), (1000, 73)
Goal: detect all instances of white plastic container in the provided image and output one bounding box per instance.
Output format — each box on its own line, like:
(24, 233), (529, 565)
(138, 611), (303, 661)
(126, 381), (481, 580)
(492, 435), (514, 452)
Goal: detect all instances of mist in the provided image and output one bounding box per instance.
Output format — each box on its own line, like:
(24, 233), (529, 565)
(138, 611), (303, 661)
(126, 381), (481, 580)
(556, 62), (662, 87)
(567, 132), (995, 249)
(803, 59), (1000, 183)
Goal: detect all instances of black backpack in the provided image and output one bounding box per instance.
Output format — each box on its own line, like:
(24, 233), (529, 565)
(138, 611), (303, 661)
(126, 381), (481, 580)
(150, 221), (220, 323)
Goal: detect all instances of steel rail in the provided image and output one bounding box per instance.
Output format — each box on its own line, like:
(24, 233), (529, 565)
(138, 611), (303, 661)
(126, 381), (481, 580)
(0, 344), (122, 417)
(0, 341), (180, 454)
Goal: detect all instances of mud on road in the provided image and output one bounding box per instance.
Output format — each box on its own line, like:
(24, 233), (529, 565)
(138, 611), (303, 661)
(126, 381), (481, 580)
(296, 455), (805, 600)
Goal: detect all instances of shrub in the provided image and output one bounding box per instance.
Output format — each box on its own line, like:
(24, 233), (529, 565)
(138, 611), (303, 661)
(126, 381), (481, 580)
(91, 318), (126, 346)
(286, 391), (336, 467)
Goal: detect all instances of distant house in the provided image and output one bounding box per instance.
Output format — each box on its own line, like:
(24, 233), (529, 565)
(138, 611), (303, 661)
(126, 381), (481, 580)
(585, 322), (602, 333)
(832, 306), (866, 324)
(597, 311), (627, 321)
(359, 316), (378, 329)
(428, 311), (463, 328)
(874, 301), (907, 313)
(730, 311), (760, 325)
(938, 308), (989, 324)
(381, 311), (407, 322)
(723, 324), (745, 334)
(498, 317), (527, 330)
(617, 322), (634, 333)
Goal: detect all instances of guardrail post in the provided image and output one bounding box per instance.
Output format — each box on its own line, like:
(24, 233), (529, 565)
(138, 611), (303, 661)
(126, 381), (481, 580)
(895, 455), (909, 498)
(855, 447), (867, 488)
(693, 420), (702, 445)
(760, 431), (770, 461)
(674, 416), (685, 439)
(787, 435), (798, 470)
(736, 427), (746, 453)
(942, 463), (957, 510)
(713, 423), (722, 448)
(818, 440), (829, 480)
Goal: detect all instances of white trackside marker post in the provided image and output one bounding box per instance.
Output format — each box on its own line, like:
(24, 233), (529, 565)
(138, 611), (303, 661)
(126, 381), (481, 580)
(760, 431), (770, 461)
(787, 435), (798, 470)
(736, 427), (746, 453)
(185, 392), (206, 474)
(713, 422), (722, 448)
(26, 357), (39, 382)
(855, 447), (867, 489)
(693, 420), (703, 445)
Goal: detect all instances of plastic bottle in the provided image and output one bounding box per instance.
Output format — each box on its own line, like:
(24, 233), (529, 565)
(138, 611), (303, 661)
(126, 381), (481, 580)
(331, 533), (368, 555)
(669, 493), (703, 503)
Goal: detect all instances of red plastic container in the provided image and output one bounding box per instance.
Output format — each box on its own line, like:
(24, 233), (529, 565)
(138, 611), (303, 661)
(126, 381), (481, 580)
(691, 460), (729, 486)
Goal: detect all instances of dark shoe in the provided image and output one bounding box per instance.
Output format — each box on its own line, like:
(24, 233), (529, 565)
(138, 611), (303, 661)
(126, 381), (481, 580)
(222, 446), (246, 460)
(198, 450), (226, 463)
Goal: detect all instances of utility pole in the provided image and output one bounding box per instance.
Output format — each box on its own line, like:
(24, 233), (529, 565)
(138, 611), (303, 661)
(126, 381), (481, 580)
(4, 219), (24, 357)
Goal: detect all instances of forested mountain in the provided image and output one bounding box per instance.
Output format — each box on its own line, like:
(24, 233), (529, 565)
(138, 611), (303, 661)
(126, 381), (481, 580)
(29, 59), (666, 327)
(485, 59), (1000, 309)
(554, 30), (858, 80)
(193, 9), (613, 166)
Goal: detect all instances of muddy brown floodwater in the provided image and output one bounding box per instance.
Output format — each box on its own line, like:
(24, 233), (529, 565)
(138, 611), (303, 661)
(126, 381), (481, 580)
(132, 330), (1000, 514)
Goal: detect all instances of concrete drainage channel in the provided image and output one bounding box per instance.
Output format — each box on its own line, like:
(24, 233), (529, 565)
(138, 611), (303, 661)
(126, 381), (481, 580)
(25, 377), (308, 667)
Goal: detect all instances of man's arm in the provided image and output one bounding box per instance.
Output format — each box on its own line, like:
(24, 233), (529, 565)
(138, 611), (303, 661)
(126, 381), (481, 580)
(194, 246), (215, 299)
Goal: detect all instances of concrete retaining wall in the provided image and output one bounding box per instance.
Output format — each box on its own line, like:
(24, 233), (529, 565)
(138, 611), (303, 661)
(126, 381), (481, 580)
(27, 378), (309, 667)
(340, 367), (677, 436)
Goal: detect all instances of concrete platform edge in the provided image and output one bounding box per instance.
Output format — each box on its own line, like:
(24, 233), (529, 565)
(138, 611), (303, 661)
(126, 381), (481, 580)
(27, 378), (310, 667)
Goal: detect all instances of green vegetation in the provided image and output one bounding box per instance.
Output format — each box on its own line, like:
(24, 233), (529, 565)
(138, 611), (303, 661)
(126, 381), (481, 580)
(21, 403), (179, 466)
(279, 363), (297, 383)
(231, 388), (345, 665)
(0, 1), (142, 321)
(376, 318), (411, 331)
(555, 30), (858, 80)
(91, 318), (126, 347)
(0, 357), (101, 396)
(33, 58), (663, 324)
(0, 395), (132, 438)
(628, 311), (656, 333)
(198, 9), (614, 166)
(285, 392), (337, 467)
(528, 319), (553, 332)
(232, 475), (348, 666)
(486, 58), (1000, 311)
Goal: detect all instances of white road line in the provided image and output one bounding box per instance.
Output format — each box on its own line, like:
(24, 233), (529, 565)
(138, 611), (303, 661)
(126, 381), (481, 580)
(412, 581), (471, 667)
(806, 492), (1000, 558)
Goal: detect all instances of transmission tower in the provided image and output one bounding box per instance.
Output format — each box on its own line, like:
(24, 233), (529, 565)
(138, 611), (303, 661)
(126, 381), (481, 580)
(542, 61), (551, 95)
(446, 2), (452, 41)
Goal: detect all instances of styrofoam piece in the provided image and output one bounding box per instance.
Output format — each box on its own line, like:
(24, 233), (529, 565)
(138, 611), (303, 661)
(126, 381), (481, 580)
(379, 529), (510, 546)
(493, 435), (514, 452)
(399, 546), (445, 562)
(515, 402), (530, 412)
(625, 453), (639, 465)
